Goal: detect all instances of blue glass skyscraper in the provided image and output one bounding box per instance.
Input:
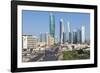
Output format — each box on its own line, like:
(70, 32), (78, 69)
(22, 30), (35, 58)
(49, 13), (55, 39)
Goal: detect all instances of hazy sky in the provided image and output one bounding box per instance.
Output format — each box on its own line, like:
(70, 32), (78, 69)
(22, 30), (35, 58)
(22, 10), (90, 40)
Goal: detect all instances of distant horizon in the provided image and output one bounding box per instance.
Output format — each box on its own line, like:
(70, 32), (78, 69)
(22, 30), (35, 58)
(22, 10), (90, 41)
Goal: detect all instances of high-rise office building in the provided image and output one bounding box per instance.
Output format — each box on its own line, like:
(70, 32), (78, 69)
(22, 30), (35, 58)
(40, 32), (42, 42)
(39, 32), (49, 47)
(49, 13), (55, 40)
(63, 32), (67, 43)
(73, 30), (77, 44)
(40, 32), (49, 43)
(45, 32), (49, 45)
(67, 21), (72, 43)
(40, 32), (45, 42)
(77, 29), (81, 44)
(60, 18), (64, 44)
(81, 25), (85, 44)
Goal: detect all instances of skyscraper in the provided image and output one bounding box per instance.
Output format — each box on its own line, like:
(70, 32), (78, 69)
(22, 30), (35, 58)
(67, 21), (72, 43)
(45, 32), (49, 45)
(81, 25), (85, 44)
(63, 32), (67, 43)
(73, 30), (77, 44)
(39, 32), (47, 42)
(39, 32), (45, 42)
(40, 32), (42, 42)
(49, 13), (55, 40)
(77, 29), (81, 44)
(60, 18), (64, 44)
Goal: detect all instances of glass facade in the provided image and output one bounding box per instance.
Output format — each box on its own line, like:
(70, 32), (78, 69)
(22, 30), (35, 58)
(49, 13), (55, 39)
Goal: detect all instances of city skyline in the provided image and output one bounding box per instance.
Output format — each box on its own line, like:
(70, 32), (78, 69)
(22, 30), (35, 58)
(22, 10), (90, 41)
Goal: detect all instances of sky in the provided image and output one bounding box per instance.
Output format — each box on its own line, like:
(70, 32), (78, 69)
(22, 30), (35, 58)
(22, 10), (90, 40)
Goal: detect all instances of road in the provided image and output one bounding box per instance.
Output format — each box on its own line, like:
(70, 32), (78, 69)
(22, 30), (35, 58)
(28, 53), (44, 62)
(42, 47), (60, 61)
(27, 47), (60, 62)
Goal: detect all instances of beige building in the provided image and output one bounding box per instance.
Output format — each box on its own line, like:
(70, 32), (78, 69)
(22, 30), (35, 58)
(48, 35), (55, 46)
(22, 35), (38, 50)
